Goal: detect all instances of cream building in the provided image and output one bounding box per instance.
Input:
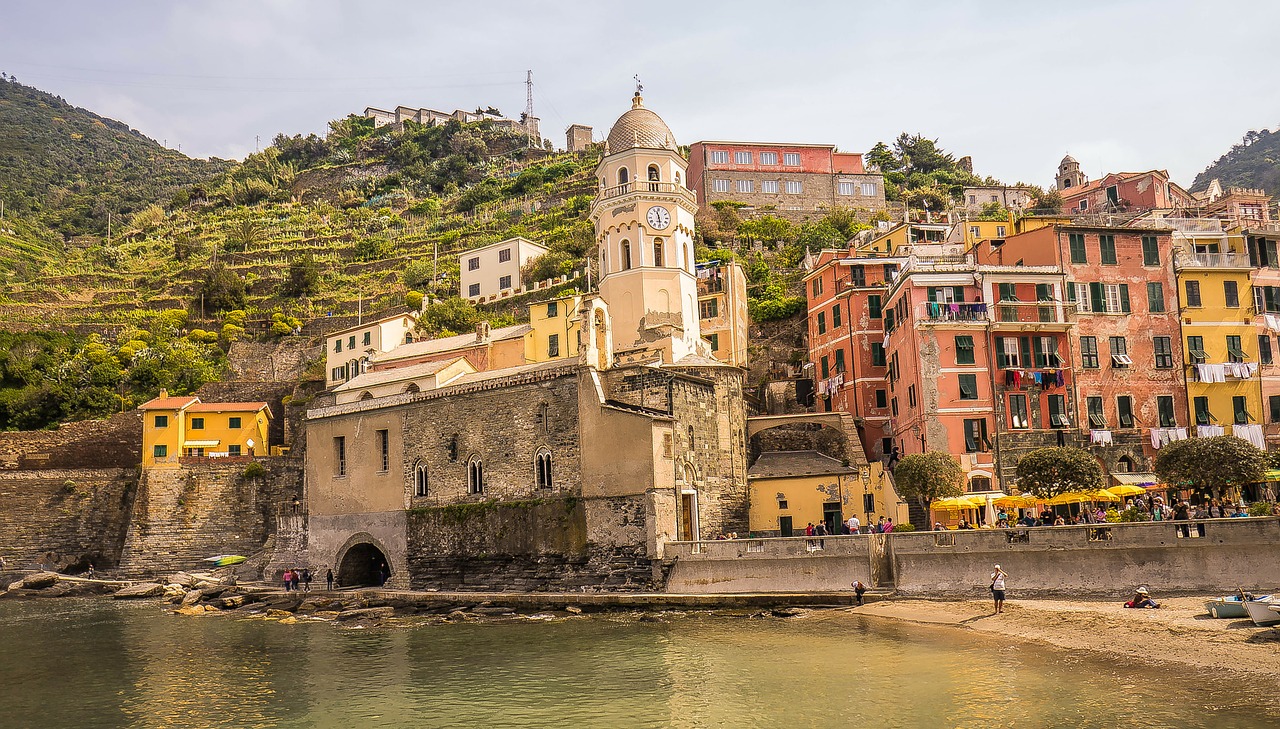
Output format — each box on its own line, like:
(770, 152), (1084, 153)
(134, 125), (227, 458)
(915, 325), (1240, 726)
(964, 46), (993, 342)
(591, 92), (707, 365)
(325, 313), (419, 389)
(459, 237), (549, 300)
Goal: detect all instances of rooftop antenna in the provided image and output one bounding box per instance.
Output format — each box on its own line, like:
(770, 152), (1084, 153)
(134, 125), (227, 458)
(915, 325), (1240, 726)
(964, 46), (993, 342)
(524, 70), (535, 148)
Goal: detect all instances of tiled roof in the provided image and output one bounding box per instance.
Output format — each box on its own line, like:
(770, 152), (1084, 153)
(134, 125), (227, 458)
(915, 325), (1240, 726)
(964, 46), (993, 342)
(186, 402), (269, 413)
(748, 450), (857, 479)
(334, 357), (468, 392)
(138, 396), (199, 410)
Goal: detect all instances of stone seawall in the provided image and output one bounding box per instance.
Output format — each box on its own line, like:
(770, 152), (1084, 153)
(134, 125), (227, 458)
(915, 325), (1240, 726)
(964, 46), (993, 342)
(666, 518), (1280, 596)
(0, 468), (137, 571)
(0, 412), (142, 470)
(405, 496), (657, 592)
(118, 457), (303, 577)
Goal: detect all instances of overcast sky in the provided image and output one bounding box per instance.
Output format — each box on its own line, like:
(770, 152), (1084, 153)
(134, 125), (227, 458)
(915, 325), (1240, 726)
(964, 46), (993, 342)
(4, 0), (1278, 189)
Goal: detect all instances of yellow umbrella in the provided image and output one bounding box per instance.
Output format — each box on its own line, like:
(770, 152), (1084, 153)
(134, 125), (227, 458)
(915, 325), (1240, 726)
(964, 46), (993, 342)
(931, 497), (971, 510)
(1107, 484), (1147, 498)
(995, 494), (1038, 508)
(1047, 489), (1121, 506)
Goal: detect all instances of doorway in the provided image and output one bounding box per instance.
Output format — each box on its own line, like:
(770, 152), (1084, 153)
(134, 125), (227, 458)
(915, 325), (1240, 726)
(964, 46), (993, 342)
(823, 503), (843, 534)
(779, 516), (794, 537)
(679, 492), (698, 541)
(337, 542), (390, 588)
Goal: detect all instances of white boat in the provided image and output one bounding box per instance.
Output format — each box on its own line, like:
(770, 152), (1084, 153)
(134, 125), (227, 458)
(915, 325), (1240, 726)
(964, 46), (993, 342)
(1244, 598), (1280, 627)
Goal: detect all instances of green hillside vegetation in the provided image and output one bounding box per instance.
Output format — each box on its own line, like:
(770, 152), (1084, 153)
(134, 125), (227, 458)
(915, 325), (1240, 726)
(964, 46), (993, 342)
(866, 133), (994, 208)
(0, 75), (229, 239)
(1191, 127), (1280, 195)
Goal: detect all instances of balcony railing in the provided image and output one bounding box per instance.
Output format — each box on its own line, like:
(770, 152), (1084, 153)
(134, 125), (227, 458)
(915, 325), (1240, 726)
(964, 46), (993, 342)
(991, 300), (1072, 325)
(598, 181), (696, 202)
(918, 302), (989, 323)
(1174, 251), (1252, 270)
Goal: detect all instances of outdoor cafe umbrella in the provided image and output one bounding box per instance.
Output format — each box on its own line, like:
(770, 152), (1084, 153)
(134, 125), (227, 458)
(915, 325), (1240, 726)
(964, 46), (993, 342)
(1046, 490), (1122, 506)
(995, 494), (1038, 509)
(1107, 484), (1147, 498)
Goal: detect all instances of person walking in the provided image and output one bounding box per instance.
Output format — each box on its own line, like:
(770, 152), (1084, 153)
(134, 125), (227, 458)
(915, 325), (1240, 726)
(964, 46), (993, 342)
(990, 564), (1008, 614)
(851, 579), (867, 606)
(883, 517), (893, 533)
(302, 568), (312, 593)
(282, 569), (293, 592)
(326, 568), (334, 591)
(290, 569), (301, 592)
(846, 514), (861, 534)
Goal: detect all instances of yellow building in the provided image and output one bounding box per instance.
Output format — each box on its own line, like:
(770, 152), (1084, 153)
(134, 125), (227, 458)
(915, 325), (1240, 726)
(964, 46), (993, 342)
(1173, 223), (1264, 441)
(960, 218), (1014, 251)
(524, 294), (583, 363)
(696, 262), (749, 366)
(140, 390), (272, 468)
(747, 452), (906, 536)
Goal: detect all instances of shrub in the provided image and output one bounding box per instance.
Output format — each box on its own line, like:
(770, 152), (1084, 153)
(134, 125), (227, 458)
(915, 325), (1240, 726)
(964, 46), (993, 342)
(893, 523), (916, 532)
(242, 462), (267, 480)
(1248, 502), (1274, 516)
(404, 291), (424, 310)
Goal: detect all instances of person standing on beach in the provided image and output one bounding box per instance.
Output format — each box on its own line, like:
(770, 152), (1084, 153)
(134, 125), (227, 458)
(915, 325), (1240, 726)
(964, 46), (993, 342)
(326, 568), (334, 591)
(851, 579), (867, 606)
(990, 565), (1007, 613)
(302, 568), (312, 592)
(290, 569), (301, 592)
(282, 569), (292, 592)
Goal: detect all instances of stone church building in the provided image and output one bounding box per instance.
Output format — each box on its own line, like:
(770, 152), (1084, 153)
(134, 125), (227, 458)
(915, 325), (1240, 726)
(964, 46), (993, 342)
(304, 93), (750, 590)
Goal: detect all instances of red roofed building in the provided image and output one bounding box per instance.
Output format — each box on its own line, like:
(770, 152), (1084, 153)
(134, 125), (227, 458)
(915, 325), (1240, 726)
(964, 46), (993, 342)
(139, 390), (272, 467)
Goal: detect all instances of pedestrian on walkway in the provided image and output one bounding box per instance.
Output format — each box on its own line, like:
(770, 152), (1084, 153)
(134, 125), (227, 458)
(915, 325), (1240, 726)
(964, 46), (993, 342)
(282, 569), (293, 592)
(326, 568), (334, 591)
(290, 569), (301, 592)
(302, 568), (312, 592)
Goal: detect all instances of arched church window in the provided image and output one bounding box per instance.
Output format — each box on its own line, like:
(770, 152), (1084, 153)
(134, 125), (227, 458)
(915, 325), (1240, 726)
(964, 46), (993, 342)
(653, 239), (664, 267)
(621, 240), (632, 270)
(534, 447), (553, 489)
(618, 167), (629, 188)
(467, 456), (484, 495)
(414, 460), (429, 496)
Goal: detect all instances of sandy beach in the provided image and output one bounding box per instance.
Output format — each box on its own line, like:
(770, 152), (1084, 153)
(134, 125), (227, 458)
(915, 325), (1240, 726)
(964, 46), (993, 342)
(852, 595), (1280, 682)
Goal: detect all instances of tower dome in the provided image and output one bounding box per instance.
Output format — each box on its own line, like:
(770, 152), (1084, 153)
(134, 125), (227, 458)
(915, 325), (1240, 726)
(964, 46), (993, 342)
(1060, 153), (1077, 165)
(606, 93), (678, 153)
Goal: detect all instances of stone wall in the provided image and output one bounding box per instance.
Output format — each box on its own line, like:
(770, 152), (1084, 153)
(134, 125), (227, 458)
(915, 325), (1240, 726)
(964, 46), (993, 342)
(665, 536), (874, 593)
(226, 338), (319, 382)
(994, 428), (1148, 486)
(118, 456), (303, 577)
(749, 422), (847, 463)
(0, 411), (142, 470)
(0, 468), (137, 571)
(405, 495), (658, 591)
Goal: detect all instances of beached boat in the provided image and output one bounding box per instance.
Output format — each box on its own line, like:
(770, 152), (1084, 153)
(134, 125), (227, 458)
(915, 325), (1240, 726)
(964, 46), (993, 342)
(1243, 598), (1280, 627)
(1205, 594), (1272, 619)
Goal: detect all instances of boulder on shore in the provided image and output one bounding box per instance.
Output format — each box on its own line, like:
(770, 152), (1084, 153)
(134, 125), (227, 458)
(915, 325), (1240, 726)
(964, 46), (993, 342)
(337, 606), (396, 621)
(181, 590), (204, 606)
(113, 582), (164, 599)
(15, 572), (60, 590)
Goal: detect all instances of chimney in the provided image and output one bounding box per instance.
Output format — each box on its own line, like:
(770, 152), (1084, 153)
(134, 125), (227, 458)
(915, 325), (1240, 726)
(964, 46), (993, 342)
(475, 321), (491, 342)
(159, 388), (169, 399)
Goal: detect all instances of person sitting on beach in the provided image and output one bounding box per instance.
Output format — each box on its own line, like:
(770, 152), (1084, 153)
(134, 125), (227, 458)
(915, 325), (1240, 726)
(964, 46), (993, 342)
(1124, 587), (1159, 609)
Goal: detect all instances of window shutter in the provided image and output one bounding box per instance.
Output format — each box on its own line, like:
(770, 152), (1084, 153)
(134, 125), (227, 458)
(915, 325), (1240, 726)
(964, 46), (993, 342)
(1119, 284), (1130, 313)
(1089, 282), (1105, 312)
(1066, 282), (1076, 302)
(953, 286), (965, 302)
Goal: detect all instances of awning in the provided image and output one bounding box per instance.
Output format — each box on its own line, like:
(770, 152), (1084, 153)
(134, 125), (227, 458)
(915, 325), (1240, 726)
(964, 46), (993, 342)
(1264, 470), (1280, 481)
(183, 440), (221, 448)
(1112, 472), (1159, 486)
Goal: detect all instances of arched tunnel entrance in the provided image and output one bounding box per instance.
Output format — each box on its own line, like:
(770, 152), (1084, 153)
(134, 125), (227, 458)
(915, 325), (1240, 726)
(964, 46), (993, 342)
(337, 542), (391, 588)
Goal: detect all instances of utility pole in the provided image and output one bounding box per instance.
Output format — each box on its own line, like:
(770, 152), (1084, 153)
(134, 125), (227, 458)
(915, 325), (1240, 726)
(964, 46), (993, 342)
(107, 212), (112, 244)
(256, 135), (260, 153)
(432, 239), (438, 293)
(524, 69), (535, 148)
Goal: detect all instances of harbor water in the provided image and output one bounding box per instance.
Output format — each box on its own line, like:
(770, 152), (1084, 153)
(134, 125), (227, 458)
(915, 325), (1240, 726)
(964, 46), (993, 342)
(0, 599), (1275, 728)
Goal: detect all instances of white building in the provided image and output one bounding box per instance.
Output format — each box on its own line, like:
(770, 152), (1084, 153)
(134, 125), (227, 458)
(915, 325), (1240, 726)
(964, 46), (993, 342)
(459, 237), (549, 300)
(325, 313), (419, 389)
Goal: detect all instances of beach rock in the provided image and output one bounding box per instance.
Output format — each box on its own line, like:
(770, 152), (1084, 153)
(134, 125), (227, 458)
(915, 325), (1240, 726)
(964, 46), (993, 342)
(16, 572), (59, 590)
(166, 572), (196, 588)
(220, 595), (247, 609)
(113, 582), (164, 599)
(163, 585), (187, 602)
(266, 609), (294, 618)
(472, 606), (515, 616)
(279, 616), (299, 625)
(564, 605), (583, 614)
(181, 590), (204, 606)
(771, 607), (804, 618)
(337, 607), (395, 621)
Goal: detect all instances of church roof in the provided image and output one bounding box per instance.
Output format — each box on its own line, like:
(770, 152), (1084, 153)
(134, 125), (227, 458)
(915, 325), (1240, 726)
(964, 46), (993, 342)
(606, 94), (677, 153)
(1061, 154), (1077, 165)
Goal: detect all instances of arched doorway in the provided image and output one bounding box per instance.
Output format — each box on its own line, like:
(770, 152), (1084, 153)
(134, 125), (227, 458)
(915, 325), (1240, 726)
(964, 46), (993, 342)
(337, 541), (391, 588)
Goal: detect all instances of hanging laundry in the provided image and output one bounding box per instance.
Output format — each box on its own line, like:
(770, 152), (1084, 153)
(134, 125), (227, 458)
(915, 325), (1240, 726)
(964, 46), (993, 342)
(1196, 425), (1225, 438)
(1090, 430), (1113, 446)
(1233, 423), (1266, 449)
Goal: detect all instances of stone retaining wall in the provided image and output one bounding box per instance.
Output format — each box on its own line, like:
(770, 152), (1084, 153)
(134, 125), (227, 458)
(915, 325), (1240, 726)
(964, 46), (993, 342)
(665, 536), (873, 593)
(0, 468), (137, 571)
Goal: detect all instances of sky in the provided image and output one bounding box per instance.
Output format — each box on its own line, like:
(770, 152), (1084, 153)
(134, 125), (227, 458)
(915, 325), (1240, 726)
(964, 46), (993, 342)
(3, 0), (1279, 189)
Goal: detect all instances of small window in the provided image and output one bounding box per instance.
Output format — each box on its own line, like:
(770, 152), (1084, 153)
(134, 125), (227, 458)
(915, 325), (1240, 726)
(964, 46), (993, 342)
(707, 333), (719, 351)
(333, 340), (342, 353)
(832, 304), (842, 328)
(468, 257), (480, 271)
(1142, 235), (1160, 266)
(548, 334), (560, 358)
(1080, 336), (1099, 369)
(736, 179), (754, 193)
(1224, 281), (1240, 308)
(783, 153), (801, 166)
(838, 181), (855, 196)
(778, 499), (788, 510)
(1194, 396), (1213, 425)
(1048, 394), (1069, 428)
(228, 417), (242, 429)
(760, 151), (778, 165)
(468, 457), (484, 494)
(154, 415), (169, 428)
(1158, 396), (1176, 427)
(414, 461), (429, 496)
(762, 180), (779, 194)
(1154, 336), (1174, 369)
(1270, 395), (1280, 424)
(334, 437), (346, 476)
(1099, 235), (1118, 265)
(1185, 280), (1202, 307)
(958, 374), (978, 400)
(363, 332), (371, 346)
(1087, 397), (1106, 428)
(1260, 335), (1274, 365)
(1110, 337), (1131, 368)
(1227, 335), (1246, 363)
(1117, 396), (1135, 428)
(1187, 336), (1207, 364)
(468, 283), (481, 297)
(860, 183), (876, 197)
(377, 429), (389, 472)
(870, 344), (885, 367)
(955, 335), (975, 365)
(497, 248), (512, 264)
(1008, 395), (1029, 429)
(875, 390), (887, 408)
(547, 301), (558, 317)
(153, 444), (167, 458)
(1069, 233), (1087, 264)
(348, 336), (356, 349)
(709, 150), (729, 164)
(816, 311), (826, 335)
(1234, 396), (1253, 425)
(700, 299), (719, 319)
(190, 417), (204, 430)
(228, 444), (242, 456)
(964, 418), (989, 452)
(535, 448), (553, 489)
(785, 180), (803, 194)
(734, 151), (753, 165)
(908, 385), (917, 408)
(712, 179), (730, 193)
(1148, 282), (1165, 313)
(499, 275), (512, 290)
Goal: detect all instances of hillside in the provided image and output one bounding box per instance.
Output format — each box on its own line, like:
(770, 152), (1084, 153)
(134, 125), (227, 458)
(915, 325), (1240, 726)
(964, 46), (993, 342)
(0, 76), (230, 245)
(1191, 127), (1280, 195)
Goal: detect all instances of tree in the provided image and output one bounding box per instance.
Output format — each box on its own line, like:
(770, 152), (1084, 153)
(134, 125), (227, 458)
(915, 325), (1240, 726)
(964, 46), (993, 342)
(892, 452), (964, 512)
(1015, 447), (1104, 498)
(737, 215), (796, 243)
(283, 254), (320, 297)
(1154, 436), (1266, 498)
(417, 297), (483, 337)
(196, 263), (246, 313)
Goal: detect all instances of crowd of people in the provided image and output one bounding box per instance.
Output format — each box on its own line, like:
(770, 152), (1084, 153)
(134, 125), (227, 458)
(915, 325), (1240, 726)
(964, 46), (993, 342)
(280, 567), (335, 592)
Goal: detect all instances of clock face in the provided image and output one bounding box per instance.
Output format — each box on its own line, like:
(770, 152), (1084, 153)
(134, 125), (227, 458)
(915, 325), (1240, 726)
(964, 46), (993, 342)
(646, 206), (671, 230)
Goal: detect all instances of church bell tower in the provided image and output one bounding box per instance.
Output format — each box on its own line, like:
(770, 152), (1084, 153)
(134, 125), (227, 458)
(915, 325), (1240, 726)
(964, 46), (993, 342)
(590, 91), (704, 364)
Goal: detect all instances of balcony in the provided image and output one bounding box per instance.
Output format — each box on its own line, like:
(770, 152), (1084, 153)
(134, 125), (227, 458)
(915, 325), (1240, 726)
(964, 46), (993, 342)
(596, 180), (697, 206)
(990, 300), (1073, 330)
(1174, 251), (1253, 271)
(917, 302), (988, 325)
